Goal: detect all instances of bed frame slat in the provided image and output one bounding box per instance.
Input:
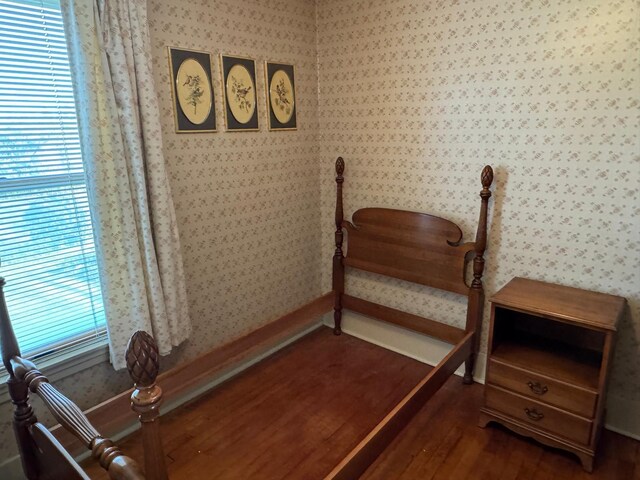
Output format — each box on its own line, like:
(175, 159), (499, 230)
(342, 295), (465, 345)
(324, 332), (474, 480)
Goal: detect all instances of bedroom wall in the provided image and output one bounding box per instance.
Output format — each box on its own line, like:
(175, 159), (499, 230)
(1, 0), (639, 469)
(0, 0), (321, 465)
(317, 0), (640, 436)
(147, 0), (322, 359)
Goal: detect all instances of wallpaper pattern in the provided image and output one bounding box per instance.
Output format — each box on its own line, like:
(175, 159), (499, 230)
(146, 0), (322, 358)
(1, 0), (639, 467)
(317, 0), (640, 405)
(0, 0), (321, 463)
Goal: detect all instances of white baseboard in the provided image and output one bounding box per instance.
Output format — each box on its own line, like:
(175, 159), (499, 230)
(329, 311), (486, 382)
(329, 312), (639, 440)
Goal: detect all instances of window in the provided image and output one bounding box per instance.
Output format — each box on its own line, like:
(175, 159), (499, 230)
(0, 0), (106, 359)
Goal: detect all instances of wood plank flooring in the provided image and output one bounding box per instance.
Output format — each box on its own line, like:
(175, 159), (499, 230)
(83, 328), (639, 479)
(83, 328), (429, 479)
(362, 371), (639, 480)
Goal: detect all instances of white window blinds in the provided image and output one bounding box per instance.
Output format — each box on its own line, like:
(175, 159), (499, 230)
(0, 0), (106, 358)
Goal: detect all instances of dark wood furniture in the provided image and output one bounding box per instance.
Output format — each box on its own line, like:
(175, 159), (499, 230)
(3, 157), (494, 479)
(0, 277), (166, 479)
(479, 277), (626, 472)
(84, 346), (640, 480)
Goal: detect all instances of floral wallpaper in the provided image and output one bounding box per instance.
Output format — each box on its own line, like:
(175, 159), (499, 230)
(2, 0), (639, 469)
(317, 0), (639, 407)
(0, 0), (321, 465)
(146, 0), (322, 359)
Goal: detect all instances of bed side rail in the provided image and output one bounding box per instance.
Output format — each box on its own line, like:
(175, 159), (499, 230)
(324, 331), (474, 480)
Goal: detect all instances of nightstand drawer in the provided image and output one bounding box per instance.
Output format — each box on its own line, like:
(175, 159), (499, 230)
(488, 359), (597, 418)
(485, 385), (592, 445)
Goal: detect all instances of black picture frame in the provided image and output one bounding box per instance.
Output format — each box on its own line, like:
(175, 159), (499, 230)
(265, 62), (297, 131)
(220, 55), (259, 131)
(168, 47), (216, 133)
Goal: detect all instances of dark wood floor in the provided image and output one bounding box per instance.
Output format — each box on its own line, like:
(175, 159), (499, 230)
(84, 328), (639, 479)
(362, 377), (639, 480)
(84, 328), (429, 479)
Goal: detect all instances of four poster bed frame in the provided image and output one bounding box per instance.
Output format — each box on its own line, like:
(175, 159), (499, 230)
(1, 157), (494, 480)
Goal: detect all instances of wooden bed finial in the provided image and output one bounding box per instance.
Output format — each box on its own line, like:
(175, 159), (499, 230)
(336, 156), (345, 176)
(126, 331), (160, 387)
(474, 165), (494, 284)
(481, 165), (493, 191)
(463, 165), (494, 384)
(333, 157), (345, 335)
(126, 331), (168, 480)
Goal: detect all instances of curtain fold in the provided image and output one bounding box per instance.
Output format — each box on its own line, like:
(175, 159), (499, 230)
(61, 0), (190, 369)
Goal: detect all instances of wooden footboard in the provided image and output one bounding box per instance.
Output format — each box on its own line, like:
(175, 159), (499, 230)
(324, 332), (473, 480)
(0, 277), (146, 480)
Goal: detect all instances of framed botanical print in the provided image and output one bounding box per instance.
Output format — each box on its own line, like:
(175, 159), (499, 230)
(167, 47), (216, 133)
(265, 62), (296, 130)
(220, 54), (259, 131)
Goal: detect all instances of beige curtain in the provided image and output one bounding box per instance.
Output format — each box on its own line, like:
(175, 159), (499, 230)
(61, 0), (190, 369)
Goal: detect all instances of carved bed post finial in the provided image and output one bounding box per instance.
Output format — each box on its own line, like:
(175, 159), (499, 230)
(126, 331), (168, 480)
(333, 157), (346, 335)
(463, 165), (494, 385)
(472, 165), (494, 288)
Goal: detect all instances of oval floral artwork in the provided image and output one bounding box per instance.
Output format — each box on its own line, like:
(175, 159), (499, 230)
(226, 64), (255, 124)
(269, 69), (294, 124)
(176, 58), (212, 125)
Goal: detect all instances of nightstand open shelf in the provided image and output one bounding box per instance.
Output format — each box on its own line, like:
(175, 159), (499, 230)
(479, 277), (626, 472)
(491, 311), (602, 391)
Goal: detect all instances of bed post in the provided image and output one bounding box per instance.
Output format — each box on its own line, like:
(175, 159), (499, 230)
(333, 157), (345, 335)
(0, 277), (38, 479)
(126, 331), (169, 480)
(463, 166), (494, 385)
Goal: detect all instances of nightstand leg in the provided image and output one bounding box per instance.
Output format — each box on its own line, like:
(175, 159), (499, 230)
(576, 452), (594, 473)
(477, 410), (493, 428)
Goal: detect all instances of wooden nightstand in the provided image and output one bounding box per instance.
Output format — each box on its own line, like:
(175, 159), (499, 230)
(479, 277), (626, 472)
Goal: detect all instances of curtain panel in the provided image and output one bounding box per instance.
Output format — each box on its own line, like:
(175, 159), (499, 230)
(61, 0), (191, 369)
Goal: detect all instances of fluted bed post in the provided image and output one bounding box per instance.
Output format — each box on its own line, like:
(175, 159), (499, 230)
(333, 157), (346, 335)
(1, 277), (38, 479)
(126, 331), (168, 480)
(463, 165), (494, 385)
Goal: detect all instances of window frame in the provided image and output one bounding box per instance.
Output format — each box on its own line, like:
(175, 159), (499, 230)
(0, 0), (110, 379)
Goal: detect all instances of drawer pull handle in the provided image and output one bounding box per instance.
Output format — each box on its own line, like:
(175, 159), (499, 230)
(524, 407), (544, 421)
(527, 381), (548, 395)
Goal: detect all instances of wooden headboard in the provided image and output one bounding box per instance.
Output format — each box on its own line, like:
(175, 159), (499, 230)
(331, 157), (494, 354)
(333, 157), (493, 298)
(342, 208), (473, 295)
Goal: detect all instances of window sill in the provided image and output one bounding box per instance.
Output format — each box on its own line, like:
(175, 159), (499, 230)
(0, 337), (109, 405)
